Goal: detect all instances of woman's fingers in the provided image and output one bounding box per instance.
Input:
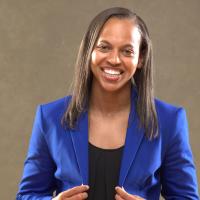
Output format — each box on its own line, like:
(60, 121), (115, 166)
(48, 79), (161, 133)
(115, 187), (132, 200)
(53, 185), (89, 200)
(68, 192), (88, 200)
(115, 186), (145, 200)
(115, 193), (125, 200)
(62, 185), (89, 198)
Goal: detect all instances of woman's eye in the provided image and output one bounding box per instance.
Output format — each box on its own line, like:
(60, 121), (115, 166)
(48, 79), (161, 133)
(123, 49), (134, 56)
(97, 45), (110, 52)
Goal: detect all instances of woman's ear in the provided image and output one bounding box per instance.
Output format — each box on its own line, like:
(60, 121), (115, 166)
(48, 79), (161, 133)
(137, 57), (143, 69)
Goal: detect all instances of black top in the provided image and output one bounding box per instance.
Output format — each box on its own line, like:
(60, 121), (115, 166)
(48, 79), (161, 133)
(88, 142), (124, 200)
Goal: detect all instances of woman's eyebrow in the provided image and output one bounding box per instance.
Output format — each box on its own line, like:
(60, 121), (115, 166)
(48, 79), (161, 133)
(98, 40), (110, 45)
(122, 44), (134, 48)
(98, 40), (134, 48)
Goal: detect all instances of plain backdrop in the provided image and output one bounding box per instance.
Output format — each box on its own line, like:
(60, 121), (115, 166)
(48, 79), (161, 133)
(0, 0), (199, 199)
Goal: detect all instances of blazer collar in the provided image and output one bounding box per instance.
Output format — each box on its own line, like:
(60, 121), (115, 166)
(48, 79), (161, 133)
(118, 88), (144, 186)
(69, 87), (144, 185)
(70, 111), (89, 185)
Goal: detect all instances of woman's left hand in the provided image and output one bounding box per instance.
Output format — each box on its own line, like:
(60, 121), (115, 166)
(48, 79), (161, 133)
(115, 186), (145, 200)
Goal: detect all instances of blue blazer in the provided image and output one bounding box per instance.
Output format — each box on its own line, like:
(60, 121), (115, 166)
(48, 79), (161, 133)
(16, 92), (199, 200)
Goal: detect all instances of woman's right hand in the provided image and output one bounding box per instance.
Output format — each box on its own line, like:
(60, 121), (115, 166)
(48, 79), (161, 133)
(52, 185), (89, 200)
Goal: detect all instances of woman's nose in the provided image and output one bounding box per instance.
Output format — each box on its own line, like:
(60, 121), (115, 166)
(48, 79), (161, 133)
(107, 50), (121, 66)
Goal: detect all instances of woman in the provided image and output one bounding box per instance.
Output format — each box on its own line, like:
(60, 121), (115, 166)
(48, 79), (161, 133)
(16, 7), (199, 200)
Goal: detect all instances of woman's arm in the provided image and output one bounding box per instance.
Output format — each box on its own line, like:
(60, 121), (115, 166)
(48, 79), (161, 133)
(161, 108), (199, 199)
(16, 105), (56, 200)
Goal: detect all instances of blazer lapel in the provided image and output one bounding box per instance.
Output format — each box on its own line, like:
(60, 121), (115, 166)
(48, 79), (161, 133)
(69, 87), (144, 186)
(70, 111), (89, 185)
(118, 89), (145, 186)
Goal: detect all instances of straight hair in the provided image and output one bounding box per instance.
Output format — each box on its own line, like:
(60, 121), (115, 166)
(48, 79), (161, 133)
(61, 7), (158, 140)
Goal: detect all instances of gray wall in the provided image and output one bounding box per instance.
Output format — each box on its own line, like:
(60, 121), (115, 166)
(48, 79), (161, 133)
(0, 0), (199, 199)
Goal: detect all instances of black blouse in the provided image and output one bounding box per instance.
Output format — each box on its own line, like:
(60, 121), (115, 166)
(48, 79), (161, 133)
(88, 142), (124, 200)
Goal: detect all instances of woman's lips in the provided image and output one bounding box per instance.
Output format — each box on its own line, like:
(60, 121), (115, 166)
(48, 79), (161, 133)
(103, 68), (121, 75)
(101, 67), (123, 81)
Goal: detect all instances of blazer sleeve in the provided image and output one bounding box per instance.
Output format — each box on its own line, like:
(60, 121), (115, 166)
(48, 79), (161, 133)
(161, 108), (199, 199)
(16, 105), (56, 200)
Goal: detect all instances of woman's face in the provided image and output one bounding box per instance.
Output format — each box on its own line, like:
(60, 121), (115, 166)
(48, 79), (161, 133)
(90, 17), (141, 93)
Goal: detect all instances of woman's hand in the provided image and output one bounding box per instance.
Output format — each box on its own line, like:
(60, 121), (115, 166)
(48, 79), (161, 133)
(115, 186), (145, 200)
(52, 185), (89, 200)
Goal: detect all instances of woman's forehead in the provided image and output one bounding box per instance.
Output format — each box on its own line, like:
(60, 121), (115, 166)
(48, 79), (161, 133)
(97, 18), (141, 45)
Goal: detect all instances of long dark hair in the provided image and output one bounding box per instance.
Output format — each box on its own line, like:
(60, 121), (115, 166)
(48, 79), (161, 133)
(61, 7), (158, 139)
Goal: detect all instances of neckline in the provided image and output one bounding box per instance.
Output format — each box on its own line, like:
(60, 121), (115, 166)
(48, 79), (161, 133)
(89, 142), (124, 152)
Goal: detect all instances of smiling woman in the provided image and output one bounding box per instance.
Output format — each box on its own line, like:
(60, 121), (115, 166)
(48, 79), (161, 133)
(91, 18), (141, 92)
(16, 7), (199, 200)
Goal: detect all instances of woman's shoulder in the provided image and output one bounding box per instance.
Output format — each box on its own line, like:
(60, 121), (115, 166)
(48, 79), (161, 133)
(40, 95), (71, 112)
(154, 98), (188, 134)
(154, 98), (185, 116)
(36, 95), (72, 125)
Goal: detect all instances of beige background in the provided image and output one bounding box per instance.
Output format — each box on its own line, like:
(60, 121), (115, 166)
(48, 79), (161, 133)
(0, 0), (199, 199)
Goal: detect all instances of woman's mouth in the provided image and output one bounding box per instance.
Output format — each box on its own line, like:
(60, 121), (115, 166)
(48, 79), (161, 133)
(102, 68), (123, 81)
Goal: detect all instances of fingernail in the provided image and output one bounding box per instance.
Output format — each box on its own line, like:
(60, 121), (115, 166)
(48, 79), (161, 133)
(83, 192), (88, 198)
(85, 185), (89, 189)
(115, 186), (119, 190)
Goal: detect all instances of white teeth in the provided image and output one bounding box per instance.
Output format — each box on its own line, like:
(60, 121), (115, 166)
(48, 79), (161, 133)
(103, 69), (121, 75)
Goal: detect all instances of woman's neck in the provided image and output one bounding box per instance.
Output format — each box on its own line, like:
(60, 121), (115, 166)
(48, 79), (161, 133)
(89, 83), (131, 116)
